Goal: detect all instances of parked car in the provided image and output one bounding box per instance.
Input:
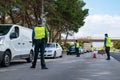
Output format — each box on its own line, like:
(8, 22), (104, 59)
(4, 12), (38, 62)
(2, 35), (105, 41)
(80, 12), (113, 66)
(67, 45), (76, 55)
(67, 45), (84, 55)
(42, 43), (63, 58)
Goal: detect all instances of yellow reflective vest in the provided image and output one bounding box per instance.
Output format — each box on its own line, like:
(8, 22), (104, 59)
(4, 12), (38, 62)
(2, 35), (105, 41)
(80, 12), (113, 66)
(34, 26), (45, 39)
(105, 37), (111, 47)
(75, 42), (80, 48)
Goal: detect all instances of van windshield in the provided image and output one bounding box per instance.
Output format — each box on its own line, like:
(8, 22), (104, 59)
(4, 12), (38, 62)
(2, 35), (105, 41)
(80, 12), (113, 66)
(0, 25), (12, 36)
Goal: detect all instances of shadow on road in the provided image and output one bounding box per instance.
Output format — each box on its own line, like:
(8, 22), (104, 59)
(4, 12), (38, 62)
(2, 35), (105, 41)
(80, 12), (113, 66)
(0, 60), (28, 68)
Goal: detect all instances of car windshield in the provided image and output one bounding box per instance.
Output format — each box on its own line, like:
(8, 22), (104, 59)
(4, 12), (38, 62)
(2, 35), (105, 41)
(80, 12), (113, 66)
(71, 46), (75, 49)
(46, 43), (56, 48)
(68, 46), (75, 50)
(79, 46), (83, 49)
(0, 25), (12, 36)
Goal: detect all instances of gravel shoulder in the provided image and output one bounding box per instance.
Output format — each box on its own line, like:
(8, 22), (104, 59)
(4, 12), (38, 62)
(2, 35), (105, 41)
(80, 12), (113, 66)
(110, 52), (120, 62)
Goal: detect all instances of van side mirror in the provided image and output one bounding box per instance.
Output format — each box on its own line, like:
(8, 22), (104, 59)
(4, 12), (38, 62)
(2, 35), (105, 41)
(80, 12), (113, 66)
(10, 32), (18, 39)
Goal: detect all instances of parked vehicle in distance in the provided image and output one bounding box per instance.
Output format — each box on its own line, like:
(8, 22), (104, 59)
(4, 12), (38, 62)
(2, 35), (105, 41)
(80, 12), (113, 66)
(83, 43), (92, 53)
(67, 45), (85, 55)
(43, 43), (63, 58)
(79, 46), (84, 54)
(0, 24), (34, 67)
(98, 50), (105, 55)
(67, 45), (76, 55)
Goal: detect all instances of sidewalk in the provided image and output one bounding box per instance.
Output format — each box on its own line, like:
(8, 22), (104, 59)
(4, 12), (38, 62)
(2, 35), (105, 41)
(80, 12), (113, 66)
(76, 52), (120, 80)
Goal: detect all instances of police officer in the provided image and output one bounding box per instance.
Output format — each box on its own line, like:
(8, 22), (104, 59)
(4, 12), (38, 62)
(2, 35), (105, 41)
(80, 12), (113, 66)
(31, 19), (48, 69)
(104, 33), (111, 60)
(75, 40), (80, 57)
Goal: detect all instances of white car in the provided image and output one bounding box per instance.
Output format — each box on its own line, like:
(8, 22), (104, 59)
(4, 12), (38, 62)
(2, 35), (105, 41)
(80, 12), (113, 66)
(44, 43), (63, 58)
(79, 46), (84, 54)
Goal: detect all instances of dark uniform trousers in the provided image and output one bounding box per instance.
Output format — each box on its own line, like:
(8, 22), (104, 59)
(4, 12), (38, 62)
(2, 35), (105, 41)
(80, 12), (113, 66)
(32, 39), (46, 68)
(105, 47), (110, 59)
(76, 48), (80, 57)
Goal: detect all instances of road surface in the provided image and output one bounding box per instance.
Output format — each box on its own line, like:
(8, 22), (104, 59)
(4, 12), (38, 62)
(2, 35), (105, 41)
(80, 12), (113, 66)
(0, 52), (120, 80)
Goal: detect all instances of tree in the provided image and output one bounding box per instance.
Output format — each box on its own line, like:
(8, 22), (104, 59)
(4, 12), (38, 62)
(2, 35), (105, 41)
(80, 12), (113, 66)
(0, 0), (42, 28)
(0, 0), (89, 43)
(45, 0), (89, 42)
(113, 41), (120, 49)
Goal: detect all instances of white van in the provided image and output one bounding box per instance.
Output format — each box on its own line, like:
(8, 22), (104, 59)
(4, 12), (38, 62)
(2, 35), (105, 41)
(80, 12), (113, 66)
(0, 24), (34, 67)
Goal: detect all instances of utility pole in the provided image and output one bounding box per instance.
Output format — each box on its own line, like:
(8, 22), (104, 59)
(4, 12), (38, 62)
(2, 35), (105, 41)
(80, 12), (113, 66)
(41, 0), (48, 26)
(41, 0), (43, 24)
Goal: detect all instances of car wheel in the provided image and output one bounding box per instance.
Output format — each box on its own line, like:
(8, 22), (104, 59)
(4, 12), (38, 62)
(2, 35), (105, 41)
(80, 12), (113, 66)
(67, 52), (70, 55)
(26, 50), (34, 63)
(53, 51), (56, 59)
(1, 50), (11, 67)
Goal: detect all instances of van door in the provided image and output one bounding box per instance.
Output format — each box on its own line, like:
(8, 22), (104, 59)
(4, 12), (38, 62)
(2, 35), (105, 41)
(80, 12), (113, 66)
(9, 26), (22, 58)
(20, 28), (32, 56)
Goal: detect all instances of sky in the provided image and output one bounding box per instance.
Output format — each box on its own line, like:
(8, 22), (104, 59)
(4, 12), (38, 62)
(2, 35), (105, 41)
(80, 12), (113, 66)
(71, 0), (120, 47)
(73, 0), (120, 39)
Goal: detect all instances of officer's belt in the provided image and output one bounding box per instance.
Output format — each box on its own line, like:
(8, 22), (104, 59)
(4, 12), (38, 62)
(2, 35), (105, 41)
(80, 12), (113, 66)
(34, 38), (45, 41)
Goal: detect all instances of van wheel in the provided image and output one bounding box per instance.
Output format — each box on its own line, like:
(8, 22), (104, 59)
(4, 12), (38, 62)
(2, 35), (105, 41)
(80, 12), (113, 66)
(26, 50), (34, 63)
(1, 51), (11, 67)
(60, 53), (63, 58)
(53, 51), (56, 59)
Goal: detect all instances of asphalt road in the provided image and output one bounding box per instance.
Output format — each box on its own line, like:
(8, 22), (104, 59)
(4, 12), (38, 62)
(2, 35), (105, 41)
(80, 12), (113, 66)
(0, 52), (120, 80)
(0, 54), (82, 80)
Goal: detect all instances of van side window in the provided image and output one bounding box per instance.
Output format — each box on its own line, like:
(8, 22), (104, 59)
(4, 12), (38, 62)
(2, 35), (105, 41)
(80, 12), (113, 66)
(56, 44), (58, 48)
(10, 27), (19, 39)
(15, 27), (19, 37)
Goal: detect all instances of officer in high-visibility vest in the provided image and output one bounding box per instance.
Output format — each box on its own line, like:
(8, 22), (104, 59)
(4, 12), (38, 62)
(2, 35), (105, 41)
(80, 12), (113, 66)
(75, 40), (80, 57)
(31, 19), (48, 69)
(104, 33), (111, 60)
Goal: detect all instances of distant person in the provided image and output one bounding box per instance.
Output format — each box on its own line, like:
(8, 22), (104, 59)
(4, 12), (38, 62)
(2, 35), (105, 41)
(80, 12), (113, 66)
(30, 19), (48, 69)
(104, 33), (111, 60)
(75, 40), (80, 57)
